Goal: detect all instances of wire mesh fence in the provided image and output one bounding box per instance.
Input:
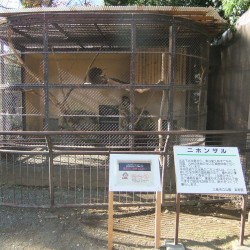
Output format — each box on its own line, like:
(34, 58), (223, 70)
(0, 8), (244, 208)
(0, 130), (249, 208)
(0, 9), (210, 135)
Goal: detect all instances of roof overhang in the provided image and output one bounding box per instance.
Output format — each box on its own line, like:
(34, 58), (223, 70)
(0, 6), (228, 52)
(0, 6), (227, 35)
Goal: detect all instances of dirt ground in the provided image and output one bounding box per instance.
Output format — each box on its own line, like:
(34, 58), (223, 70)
(0, 202), (249, 250)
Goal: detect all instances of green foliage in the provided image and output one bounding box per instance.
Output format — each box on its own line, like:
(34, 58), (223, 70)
(20, 0), (91, 7)
(223, 0), (250, 17)
(222, 0), (250, 25)
(104, 0), (220, 6)
(20, 0), (53, 7)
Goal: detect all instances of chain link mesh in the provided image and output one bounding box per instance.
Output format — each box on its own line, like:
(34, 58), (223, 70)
(0, 9), (238, 207)
(0, 11), (210, 149)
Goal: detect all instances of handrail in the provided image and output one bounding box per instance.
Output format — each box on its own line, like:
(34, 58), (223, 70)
(0, 129), (249, 136)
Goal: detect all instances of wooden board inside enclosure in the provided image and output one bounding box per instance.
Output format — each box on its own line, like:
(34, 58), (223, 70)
(24, 50), (187, 131)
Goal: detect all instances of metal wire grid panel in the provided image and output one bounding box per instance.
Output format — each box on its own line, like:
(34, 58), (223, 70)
(0, 131), (249, 208)
(0, 10), (238, 207)
(0, 144), (157, 207)
(0, 12), (209, 143)
(0, 153), (50, 206)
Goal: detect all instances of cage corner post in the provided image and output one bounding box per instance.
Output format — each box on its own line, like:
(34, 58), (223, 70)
(46, 135), (55, 208)
(129, 21), (136, 149)
(43, 15), (49, 131)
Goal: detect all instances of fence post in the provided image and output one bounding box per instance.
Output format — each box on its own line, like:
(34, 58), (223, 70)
(46, 136), (54, 207)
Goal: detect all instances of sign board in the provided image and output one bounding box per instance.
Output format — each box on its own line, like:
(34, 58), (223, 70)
(109, 154), (161, 192)
(174, 146), (247, 194)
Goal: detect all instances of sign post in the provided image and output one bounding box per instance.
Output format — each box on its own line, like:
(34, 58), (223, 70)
(108, 191), (114, 250)
(155, 191), (162, 248)
(108, 154), (162, 249)
(173, 146), (247, 246)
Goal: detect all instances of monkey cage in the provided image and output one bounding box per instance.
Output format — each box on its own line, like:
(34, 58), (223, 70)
(0, 6), (226, 142)
(0, 6), (228, 207)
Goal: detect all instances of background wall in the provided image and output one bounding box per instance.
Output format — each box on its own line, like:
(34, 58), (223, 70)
(207, 10), (250, 131)
(24, 52), (187, 131)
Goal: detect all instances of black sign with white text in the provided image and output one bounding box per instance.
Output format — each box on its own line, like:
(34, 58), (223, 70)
(119, 162), (151, 171)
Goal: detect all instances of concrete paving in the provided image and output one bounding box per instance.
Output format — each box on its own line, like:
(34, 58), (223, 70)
(164, 240), (185, 250)
(163, 239), (250, 250)
(232, 239), (250, 250)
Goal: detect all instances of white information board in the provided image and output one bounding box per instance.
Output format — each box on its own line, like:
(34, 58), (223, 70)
(109, 154), (161, 192)
(174, 146), (247, 194)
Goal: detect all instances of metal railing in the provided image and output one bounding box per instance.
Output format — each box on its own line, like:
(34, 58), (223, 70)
(0, 130), (249, 208)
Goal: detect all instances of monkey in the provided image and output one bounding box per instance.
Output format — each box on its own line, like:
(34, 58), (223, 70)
(87, 67), (108, 84)
(86, 67), (163, 93)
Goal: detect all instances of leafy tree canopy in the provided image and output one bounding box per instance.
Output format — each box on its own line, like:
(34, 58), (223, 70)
(222, 0), (250, 25)
(104, 0), (221, 9)
(20, 0), (52, 7)
(20, 0), (90, 7)
(104, 0), (217, 7)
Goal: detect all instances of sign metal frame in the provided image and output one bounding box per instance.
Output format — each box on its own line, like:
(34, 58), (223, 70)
(108, 153), (162, 250)
(109, 154), (162, 192)
(173, 146), (248, 246)
(174, 146), (247, 194)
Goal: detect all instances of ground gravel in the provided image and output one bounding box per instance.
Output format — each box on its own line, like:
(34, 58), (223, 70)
(0, 203), (249, 250)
